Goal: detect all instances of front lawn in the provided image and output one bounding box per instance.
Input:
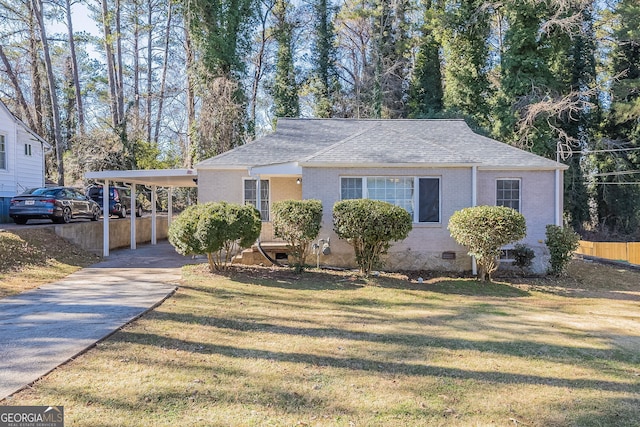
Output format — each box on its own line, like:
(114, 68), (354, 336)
(3, 261), (640, 426)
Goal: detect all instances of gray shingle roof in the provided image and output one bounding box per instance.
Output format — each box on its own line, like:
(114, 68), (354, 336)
(196, 118), (566, 170)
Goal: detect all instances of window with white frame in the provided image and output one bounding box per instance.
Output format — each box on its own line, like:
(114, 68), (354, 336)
(0, 135), (6, 169)
(24, 143), (32, 156)
(496, 179), (520, 211)
(244, 179), (270, 221)
(340, 176), (440, 223)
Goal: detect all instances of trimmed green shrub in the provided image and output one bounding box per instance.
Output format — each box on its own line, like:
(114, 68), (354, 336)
(448, 205), (527, 281)
(333, 199), (412, 275)
(272, 199), (323, 273)
(512, 243), (535, 272)
(168, 201), (261, 272)
(545, 224), (580, 276)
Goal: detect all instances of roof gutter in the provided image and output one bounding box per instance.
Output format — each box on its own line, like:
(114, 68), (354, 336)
(299, 162), (482, 168)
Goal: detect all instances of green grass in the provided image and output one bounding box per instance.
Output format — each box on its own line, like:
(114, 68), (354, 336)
(3, 262), (640, 426)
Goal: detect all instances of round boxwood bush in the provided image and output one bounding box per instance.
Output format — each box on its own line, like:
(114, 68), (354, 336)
(272, 199), (323, 273)
(333, 199), (412, 275)
(448, 205), (527, 281)
(168, 201), (261, 272)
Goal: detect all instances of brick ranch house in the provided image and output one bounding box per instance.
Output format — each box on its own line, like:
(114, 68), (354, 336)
(196, 118), (568, 274)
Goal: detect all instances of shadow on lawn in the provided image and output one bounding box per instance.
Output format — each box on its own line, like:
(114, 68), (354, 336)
(145, 308), (636, 365)
(205, 265), (530, 297)
(115, 329), (638, 396)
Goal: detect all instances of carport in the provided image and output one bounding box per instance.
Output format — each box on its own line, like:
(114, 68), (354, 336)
(84, 169), (197, 256)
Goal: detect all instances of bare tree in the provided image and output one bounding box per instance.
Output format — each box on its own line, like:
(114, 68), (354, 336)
(31, 0), (65, 184)
(184, 26), (195, 168)
(249, 0), (276, 132)
(0, 45), (37, 131)
(153, 1), (172, 144)
(101, 0), (120, 128)
(63, 0), (85, 135)
(194, 74), (247, 162)
(146, 0), (154, 143)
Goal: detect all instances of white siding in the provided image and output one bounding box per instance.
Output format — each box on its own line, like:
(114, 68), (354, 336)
(0, 106), (46, 198)
(15, 126), (45, 193)
(0, 107), (17, 198)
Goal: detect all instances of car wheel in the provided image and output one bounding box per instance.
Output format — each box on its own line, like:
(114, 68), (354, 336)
(91, 207), (100, 221)
(13, 217), (28, 225)
(119, 205), (127, 218)
(61, 207), (72, 224)
(136, 206), (143, 217)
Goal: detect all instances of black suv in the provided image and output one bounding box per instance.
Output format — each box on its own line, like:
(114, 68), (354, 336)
(86, 185), (143, 218)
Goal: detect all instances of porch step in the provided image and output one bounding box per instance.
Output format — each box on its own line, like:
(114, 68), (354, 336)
(233, 242), (291, 266)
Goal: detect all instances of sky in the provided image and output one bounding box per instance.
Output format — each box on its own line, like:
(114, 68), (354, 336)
(48, 2), (100, 37)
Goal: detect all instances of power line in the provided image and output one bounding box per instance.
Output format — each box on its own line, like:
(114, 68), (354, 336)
(585, 182), (640, 185)
(577, 147), (640, 154)
(591, 170), (640, 177)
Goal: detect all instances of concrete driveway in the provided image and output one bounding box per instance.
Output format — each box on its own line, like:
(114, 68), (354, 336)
(0, 241), (201, 401)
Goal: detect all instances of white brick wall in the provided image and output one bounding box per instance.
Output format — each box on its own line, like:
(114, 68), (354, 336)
(197, 166), (559, 273)
(302, 167), (475, 271)
(198, 169), (245, 204)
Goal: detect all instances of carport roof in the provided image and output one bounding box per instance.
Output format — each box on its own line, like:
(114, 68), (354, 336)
(85, 169), (198, 187)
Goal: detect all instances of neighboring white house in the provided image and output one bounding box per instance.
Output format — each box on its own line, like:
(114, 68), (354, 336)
(0, 100), (51, 222)
(196, 118), (568, 274)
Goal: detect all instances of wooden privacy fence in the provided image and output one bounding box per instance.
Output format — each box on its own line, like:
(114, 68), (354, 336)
(576, 241), (640, 266)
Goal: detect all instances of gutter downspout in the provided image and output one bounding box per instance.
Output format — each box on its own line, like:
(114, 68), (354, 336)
(555, 148), (563, 227)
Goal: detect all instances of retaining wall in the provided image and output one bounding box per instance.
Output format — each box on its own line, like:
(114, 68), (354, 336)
(53, 216), (169, 254)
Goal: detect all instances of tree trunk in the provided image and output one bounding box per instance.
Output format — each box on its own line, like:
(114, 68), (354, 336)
(146, 0), (153, 144)
(153, 2), (172, 144)
(102, 0), (120, 128)
(250, 0), (275, 133)
(115, 0), (124, 122)
(28, 5), (44, 136)
(65, 0), (85, 136)
(133, 0), (141, 137)
(184, 26), (195, 168)
(31, 0), (65, 184)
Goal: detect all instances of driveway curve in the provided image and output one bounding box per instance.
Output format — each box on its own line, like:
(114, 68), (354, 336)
(0, 241), (200, 400)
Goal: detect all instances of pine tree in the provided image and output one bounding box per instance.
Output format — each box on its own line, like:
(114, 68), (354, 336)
(440, 0), (491, 128)
(271, 0), (300, 118)
(310, 0), (340, 118)
(371, 0), (411, 118)
(183, 0), (255, 160)
(555, 4), (598, 229)
(492, 0), (555, 158)
(408, 0), (443, 118)
(592, 0), (640, 234)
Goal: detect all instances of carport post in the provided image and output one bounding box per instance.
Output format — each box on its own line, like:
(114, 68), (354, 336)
(102, 179), (110, 257)
(471, 166), (477, 276)
(151, 185), (157, 245)
(167, 187), (173, 227)
(130, 183), (137, 250)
